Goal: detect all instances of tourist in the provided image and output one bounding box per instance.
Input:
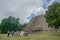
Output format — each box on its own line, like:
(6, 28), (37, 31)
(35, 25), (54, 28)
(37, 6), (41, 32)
(11, 30), (14, 36)
(7, 31), (10, 37)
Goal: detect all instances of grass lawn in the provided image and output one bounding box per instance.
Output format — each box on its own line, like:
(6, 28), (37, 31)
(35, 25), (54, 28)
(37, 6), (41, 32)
(0, 32), (60, 40)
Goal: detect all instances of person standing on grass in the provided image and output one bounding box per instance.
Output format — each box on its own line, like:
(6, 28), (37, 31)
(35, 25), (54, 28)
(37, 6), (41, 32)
(11, 30), (14, 36)
(7, 31), (10, 37)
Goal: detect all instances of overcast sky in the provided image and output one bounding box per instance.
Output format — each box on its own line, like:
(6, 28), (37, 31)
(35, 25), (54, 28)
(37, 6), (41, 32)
(0, 0), (60, 24)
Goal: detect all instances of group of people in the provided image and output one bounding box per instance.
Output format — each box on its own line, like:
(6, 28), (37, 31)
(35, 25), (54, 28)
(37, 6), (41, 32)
(7, 31), (30, 37)
(7, 31), (18, 37)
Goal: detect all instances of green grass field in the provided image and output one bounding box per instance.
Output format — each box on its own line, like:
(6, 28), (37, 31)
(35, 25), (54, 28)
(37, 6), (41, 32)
(0, 32), (60, 40)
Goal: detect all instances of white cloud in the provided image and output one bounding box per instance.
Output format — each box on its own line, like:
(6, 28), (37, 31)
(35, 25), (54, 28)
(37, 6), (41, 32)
(0, 0), (59, 24)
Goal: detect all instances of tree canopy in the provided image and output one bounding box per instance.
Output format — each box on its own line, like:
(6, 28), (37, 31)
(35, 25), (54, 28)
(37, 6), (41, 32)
(0, 16), (27, 33)
(45, 2), (60, 29)
(0, 16), (19, 33)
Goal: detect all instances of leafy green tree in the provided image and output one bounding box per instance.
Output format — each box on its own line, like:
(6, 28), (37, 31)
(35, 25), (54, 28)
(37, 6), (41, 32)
(0, 24), (1, 33)
(17, 23), (27, 31)
(1, 16), (19, 33)
(45, 2), (60, 30)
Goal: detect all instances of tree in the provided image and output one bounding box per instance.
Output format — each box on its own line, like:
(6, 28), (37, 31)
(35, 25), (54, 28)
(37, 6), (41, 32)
(1, 16), (19, 33)
(45, 2), (60, 30)
(0, 24), (1, 33)
(17, 23), (27, 31)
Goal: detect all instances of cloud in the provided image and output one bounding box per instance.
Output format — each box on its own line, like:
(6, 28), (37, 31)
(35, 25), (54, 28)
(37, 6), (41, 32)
(0, 0), (60, 24)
